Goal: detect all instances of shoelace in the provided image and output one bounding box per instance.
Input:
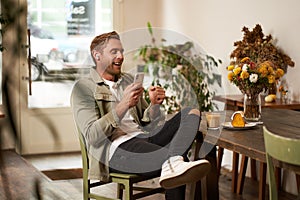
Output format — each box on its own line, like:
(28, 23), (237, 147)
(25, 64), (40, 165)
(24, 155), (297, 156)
(167, 159), (175, 173)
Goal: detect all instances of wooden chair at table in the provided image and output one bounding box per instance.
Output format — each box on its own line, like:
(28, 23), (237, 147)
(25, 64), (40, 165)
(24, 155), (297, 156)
(263, 126), (300, 200)
(77, 126), (165, 200)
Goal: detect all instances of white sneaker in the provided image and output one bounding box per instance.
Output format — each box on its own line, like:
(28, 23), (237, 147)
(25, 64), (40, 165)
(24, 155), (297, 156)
(159, 156), (211, 189)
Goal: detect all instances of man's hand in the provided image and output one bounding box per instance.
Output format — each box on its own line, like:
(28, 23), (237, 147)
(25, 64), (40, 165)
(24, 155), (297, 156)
(121, 83), (144, 108)
(149, 86), (165, 105)
(115, 83), (144, 119)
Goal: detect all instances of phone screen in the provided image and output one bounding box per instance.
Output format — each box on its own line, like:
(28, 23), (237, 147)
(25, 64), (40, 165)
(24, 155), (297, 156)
(134, 73), (144, 84)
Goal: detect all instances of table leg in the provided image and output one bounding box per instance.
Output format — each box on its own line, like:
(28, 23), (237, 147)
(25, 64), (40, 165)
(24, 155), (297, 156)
(275, 167), (281, 190)
(251, 159), (257, 181)
(217, 147), (224, 178)
(237, 155), (248, 194)
(205, 144), (219, 200)
(231, 152), (239, 193)
(259, 162), (267, 200)
(296, 173), (300, 193)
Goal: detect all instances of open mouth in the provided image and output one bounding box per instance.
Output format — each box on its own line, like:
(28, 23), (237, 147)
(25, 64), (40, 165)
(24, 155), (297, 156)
(113, 61), (122, 66)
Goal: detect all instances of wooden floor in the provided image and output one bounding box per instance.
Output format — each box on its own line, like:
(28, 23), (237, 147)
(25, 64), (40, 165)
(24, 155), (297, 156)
(1, 150), (299, 200)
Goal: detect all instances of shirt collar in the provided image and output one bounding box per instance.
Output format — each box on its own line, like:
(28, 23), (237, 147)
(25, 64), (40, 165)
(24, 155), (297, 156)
(90, 67), (123, 87)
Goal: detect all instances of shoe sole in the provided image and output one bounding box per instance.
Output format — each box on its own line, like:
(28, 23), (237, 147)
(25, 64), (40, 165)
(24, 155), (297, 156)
(159, 160), (211, 189)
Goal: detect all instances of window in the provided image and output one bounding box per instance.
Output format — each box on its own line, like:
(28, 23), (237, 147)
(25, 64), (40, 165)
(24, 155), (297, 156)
(27, 0), (113, 108)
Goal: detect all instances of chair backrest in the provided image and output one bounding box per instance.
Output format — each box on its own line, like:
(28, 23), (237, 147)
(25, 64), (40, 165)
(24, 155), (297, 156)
(263, 126), (300, 200)
(263, 126), (300, 165)
(77, 126), (89, 171)
(75, 125), (92, 199)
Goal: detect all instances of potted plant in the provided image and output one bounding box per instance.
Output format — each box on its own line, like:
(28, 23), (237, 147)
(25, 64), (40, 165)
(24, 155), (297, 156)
(136, 22), (222, 113)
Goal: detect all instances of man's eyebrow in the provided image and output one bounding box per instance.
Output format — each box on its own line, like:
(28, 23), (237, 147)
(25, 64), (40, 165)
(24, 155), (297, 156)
(110, 48), (124, 52)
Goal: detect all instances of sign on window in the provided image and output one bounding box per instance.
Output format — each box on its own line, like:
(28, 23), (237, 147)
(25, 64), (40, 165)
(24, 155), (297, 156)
(67, 0), (95, 36)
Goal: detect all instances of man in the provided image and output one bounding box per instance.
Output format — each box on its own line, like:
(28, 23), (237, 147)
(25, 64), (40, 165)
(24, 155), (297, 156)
(71, 31), (211, 199)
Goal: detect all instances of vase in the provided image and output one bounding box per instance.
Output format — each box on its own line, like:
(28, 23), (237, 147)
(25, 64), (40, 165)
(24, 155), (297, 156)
(243, 93), (261, 121)
(280, 91), (288, 103)
(268, 82), (277, 95)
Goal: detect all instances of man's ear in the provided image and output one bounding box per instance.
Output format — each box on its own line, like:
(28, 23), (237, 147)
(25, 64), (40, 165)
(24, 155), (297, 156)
(92, 50), (100, 61)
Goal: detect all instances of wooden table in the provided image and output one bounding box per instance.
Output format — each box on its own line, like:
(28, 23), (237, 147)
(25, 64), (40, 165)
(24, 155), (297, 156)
(214, 94), (300, 195)
(201, 108), (300, 200)
(214, 94), (300, 111)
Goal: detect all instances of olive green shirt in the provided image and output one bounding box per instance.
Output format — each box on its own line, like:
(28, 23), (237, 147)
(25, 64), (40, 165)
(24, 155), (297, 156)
(71, 67), (163, 182)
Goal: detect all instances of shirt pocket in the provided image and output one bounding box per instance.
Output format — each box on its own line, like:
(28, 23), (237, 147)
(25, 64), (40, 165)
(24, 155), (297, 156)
(94, 92), (116, 116)
(94, 92), (115, 102)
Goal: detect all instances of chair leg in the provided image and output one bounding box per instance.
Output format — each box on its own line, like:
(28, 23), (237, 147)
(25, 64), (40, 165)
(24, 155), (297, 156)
(117, 183), (123, 199)
(231, 152), (239, 193)
(296, 173), (300, 193)
(83, 180), (90, 200)
(124, 181), (134, 200)
(237, 155), (248, 195)
(193, 132), (203, 200)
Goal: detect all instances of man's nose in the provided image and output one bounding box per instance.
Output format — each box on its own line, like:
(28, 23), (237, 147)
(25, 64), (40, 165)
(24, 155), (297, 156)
(116, 51), (124, 59)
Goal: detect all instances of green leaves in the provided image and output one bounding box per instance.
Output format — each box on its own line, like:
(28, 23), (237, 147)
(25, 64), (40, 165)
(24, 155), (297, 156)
(137, 22), (222, 112)
(147, 21), (153, 35)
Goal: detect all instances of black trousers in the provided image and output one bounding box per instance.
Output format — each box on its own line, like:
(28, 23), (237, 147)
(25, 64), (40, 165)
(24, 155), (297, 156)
(109, 107), (201, 200)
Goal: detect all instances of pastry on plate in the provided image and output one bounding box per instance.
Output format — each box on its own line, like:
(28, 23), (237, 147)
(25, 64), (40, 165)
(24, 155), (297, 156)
(231, 111), (245, 127)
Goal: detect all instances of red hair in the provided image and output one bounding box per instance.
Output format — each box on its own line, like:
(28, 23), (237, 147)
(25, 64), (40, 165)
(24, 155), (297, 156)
(90, 31), (120, 53)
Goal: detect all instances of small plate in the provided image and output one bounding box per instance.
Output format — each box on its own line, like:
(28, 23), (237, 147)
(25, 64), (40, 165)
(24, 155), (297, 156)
(221, 122), (257, 130)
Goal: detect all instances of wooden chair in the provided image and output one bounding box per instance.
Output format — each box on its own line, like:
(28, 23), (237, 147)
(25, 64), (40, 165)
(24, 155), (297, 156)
(263, 126), (300, 200)
(77, 127), (165, 200)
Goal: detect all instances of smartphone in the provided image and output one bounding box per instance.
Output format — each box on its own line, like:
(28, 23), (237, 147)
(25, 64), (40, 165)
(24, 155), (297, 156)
(134, 73), (144, 84)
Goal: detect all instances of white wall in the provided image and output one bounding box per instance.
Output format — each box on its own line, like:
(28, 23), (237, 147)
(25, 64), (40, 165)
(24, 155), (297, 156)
(159, 0), (299, 99)
(115, 0), (161, 31)
(121, 0), (299, 99)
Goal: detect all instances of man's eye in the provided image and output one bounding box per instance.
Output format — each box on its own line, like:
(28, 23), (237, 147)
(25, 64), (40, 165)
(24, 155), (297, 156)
(111, 49), (124, 55)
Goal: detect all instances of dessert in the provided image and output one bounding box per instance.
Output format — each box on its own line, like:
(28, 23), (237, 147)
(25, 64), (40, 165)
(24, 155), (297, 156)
(231, 111), (245, 127)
